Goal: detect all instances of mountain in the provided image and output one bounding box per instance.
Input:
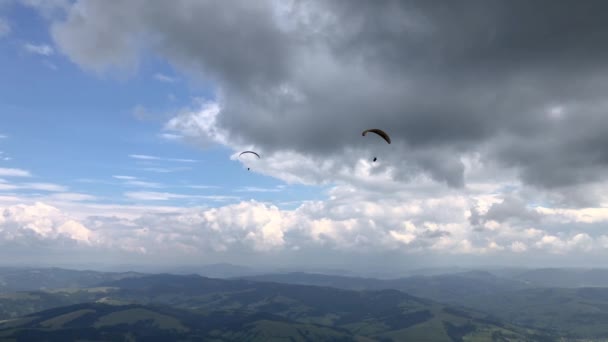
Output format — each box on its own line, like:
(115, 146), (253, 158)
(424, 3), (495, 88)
(0, 303), (361, 341)
(0, 274), (553, 341)
(241, 270), (530, 303)
(508, 268), (608, 288)
(180, 263), (256, 278)
(0, 267), (143, 292)
(463, 287), (608, 339)
(241, 270), (608, 339)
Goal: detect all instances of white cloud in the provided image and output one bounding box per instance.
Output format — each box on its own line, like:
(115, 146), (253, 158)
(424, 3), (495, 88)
(159, 133), (182, 141)
(0, 184), (608, 266)
(168, 158), (197, 163)
(0, 134), (7, 139)
(236, 186), (283, 193)
(129, 154), (161, 160)
(112, 175), (162, 188)
(23, 43), (54, 56)
(47, 193), (96, 202)
(124, 191), (240, 202)
(129, 154), (198, 163)
(163, 100), (228, 147)
(113, 175), (137, 180)
(0, 202), (96, 244)
(22, 183), (67, 192)
(154, 73), (177, 83)
(124, 180), (162, 188)
(510, 241), (528, 253)
(141, 167), (190, 173)
(0, 168), (31, 177)
(187, 185), (220, 189)
(0, 182), (67, 192)
(125, 191), (197, 201)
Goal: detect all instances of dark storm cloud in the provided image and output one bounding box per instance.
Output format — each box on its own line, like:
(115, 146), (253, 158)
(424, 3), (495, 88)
(49, 0), (608, 192)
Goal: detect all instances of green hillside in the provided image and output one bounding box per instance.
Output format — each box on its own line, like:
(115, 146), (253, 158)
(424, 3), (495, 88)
(0, 274), (553, 341)
(464, 287), (608, 339)
(0, 303), (359, 341)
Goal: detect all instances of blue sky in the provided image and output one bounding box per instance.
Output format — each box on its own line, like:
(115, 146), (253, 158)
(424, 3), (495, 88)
(0, 2), (326, 210)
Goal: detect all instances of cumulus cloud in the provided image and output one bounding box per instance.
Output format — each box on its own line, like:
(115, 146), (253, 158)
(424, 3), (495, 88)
(1, 183), (608, 267)
(0, 202), (96, 244)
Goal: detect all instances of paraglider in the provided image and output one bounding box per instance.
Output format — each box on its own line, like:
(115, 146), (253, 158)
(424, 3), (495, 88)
(362, 129), (390, 162)
(239, 151), (260, 171)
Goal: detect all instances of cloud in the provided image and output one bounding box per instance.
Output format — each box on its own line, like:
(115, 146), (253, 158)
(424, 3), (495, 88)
(124, 191), (238, 202)
(0, 134), (7, 139)
(0, 202), (97, 244)
(141, 167), (191, 173)
(154, 73), (177, 83)
(23, 43), (54, 56)
(0, 181), (67, 193)
(112, 175), (162, 188)
(22, 183), (67, 192)
(129, 154), (161, 161)
(168, 158), (197, 163)
(187, 185), (220, 190)
(113, 175), (136, 180)
(0, 168), (31, 177)
(15, 0), (608, 267)
(129, 154), (198, 163)
(236, 186), (283, 193)
(124, 191), (197, 201)
(20, 0), (70, 18)
(0, 17), (10, 37)
(124, 180), (162, 188)
(1, 180), (608, 267)
(163, 100), (227, 147)
(44, 0), (608, 203)
(47, 192), (97, 202)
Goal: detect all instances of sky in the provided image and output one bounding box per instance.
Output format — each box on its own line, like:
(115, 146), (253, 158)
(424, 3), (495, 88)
(1, 0), (608, 272)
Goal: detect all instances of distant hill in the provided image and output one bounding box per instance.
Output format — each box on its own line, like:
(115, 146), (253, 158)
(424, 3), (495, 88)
(0, 267), (143, 292)
(508, 268), (608, 288)
(0, 274), (552, 341)
(463, 287), (608, 339)
(241, 270), (530, 304)
(0, 303), (361, 341)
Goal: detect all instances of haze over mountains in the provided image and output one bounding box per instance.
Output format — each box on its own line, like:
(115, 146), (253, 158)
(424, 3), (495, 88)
(0, 265), (607, 340)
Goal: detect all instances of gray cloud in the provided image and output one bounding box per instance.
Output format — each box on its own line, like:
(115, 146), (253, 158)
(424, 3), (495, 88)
(46, 0), (608, 194)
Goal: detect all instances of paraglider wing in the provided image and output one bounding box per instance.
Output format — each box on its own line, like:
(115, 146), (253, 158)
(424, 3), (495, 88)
(239, 151), (260, 171)
(362, 129), (391, 144)
(239, 151), (261, 158)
